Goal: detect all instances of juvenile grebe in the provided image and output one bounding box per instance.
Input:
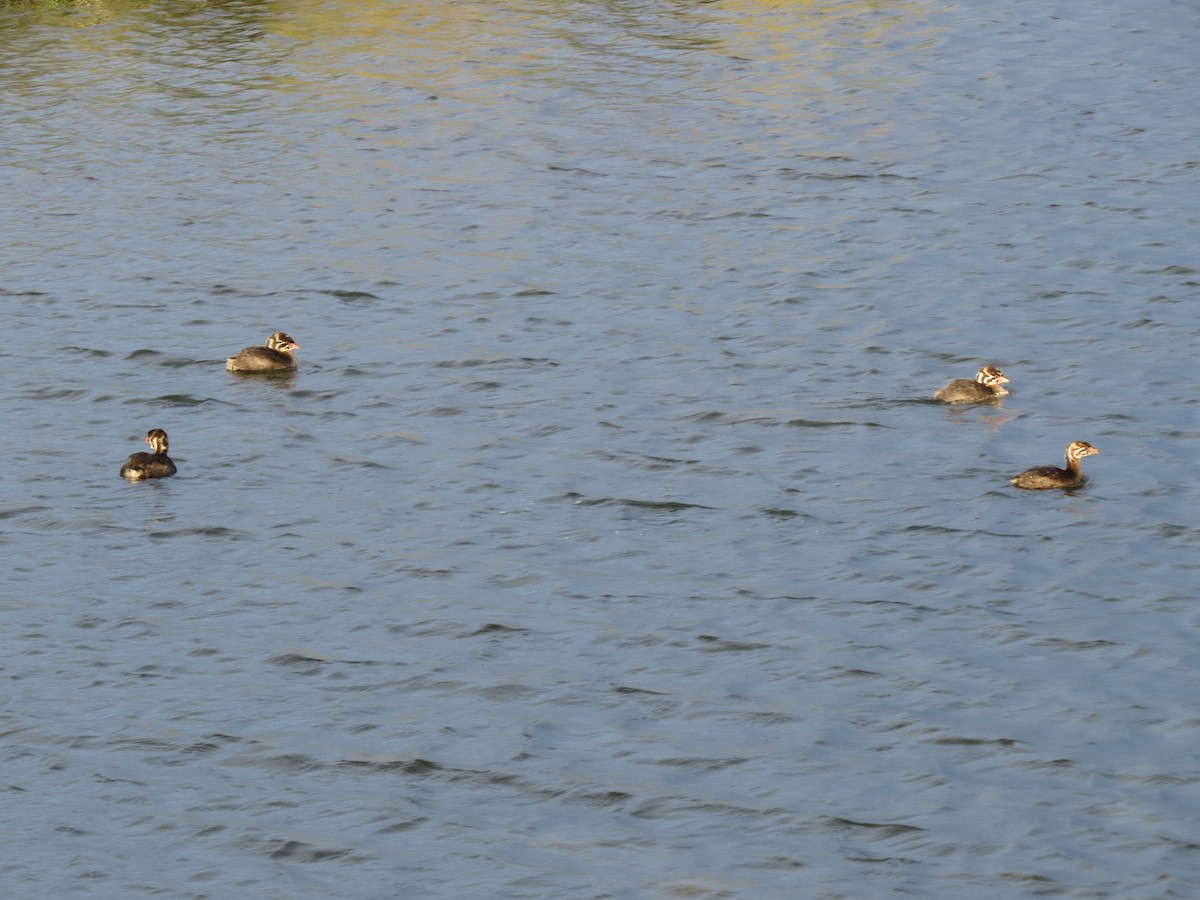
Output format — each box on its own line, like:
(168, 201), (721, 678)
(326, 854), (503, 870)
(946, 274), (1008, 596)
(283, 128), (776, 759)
(935, 365), (1010, 403)
(1010, 441), (1098, 490)
(120, 429), (177, 481)
(226, 332), (300, 373)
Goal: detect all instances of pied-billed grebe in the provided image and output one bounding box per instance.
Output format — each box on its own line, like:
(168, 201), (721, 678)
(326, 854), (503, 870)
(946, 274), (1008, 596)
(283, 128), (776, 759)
(934, 365), (1010, 403)
(1010, 441), (1098, 490)
(120, 428), (177, 481)
(226, 332), (300, 373)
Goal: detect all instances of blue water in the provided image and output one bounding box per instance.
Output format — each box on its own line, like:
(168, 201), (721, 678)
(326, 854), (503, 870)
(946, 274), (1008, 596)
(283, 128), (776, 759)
(2, 0), (1198, 896)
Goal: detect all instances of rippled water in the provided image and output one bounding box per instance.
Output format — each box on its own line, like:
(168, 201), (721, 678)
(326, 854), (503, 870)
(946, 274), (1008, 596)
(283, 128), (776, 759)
(2, 0), (1199, 896)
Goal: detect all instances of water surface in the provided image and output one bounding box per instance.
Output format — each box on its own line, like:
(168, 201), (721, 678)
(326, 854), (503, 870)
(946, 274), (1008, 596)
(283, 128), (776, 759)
(2, 0), (1199, 896)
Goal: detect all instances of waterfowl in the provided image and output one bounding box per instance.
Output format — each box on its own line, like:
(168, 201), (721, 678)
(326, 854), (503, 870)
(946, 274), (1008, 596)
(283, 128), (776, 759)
(1010, 441), (1098, 490)
(120, 428), (177, 481)
(226, 332), (300, 373)
(935, 365), (1010, 403)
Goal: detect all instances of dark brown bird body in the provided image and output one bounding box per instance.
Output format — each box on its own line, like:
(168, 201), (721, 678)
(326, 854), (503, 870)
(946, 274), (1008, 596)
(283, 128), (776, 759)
(935, 366), (1010, 403)
(120, 429), (177, 481)
(1010, 441), (1098, 490)
(226, 332), (300, 373)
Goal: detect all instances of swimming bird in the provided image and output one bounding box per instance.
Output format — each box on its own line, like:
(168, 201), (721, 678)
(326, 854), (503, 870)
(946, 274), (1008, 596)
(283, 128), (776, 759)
(226, 332), (300, 373)
(934, 365), (1010, 403)
(120, 428), (177, 481)
(1010, 441), (1098, 490)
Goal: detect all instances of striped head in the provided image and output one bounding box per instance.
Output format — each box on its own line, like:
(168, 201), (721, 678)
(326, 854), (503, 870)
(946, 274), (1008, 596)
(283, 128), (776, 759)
(145, 429), (170, 455)
(975, 366), (1010, 387)
(266, 332), (300, 352)
(1065, 441), (1099, 464)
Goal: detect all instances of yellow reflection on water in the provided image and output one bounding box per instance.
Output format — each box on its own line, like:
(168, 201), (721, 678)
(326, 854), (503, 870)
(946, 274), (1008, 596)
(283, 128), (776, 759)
(5, 0), (939, 109)
(3, 0), (942, 174)
(253, 0), (939, 127)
